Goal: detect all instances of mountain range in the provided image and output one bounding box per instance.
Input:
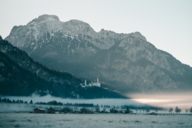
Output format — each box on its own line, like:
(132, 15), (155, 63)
(0, 36), (125, 98)
(5, 14), (192, 93)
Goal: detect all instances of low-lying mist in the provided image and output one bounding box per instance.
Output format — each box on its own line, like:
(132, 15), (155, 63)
(129, 91), (192, 109)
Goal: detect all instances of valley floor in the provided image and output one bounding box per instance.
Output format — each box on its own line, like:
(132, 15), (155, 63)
(0, 113), (192, 128)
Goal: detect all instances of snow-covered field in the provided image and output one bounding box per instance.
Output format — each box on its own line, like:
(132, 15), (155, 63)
(0, 113), (192, 128)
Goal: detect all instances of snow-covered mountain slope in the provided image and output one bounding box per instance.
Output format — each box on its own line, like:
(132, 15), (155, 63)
(6, 14), (192, 93)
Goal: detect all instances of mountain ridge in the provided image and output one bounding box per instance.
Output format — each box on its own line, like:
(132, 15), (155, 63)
(5, 14), (192, 93)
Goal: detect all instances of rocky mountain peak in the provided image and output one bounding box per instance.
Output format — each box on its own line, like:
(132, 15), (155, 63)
(28, 14), (60, 25)
(63, 19), (95, 35)
(129, 32), (147, 41)
(65, 19), (92, 28)
(98, 29), (119, 37)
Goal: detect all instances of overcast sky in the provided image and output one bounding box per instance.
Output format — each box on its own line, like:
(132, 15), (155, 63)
(0, 0), (191, 66)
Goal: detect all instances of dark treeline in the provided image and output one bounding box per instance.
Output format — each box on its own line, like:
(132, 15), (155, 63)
(1, 97), (192, 114)
(36, 101), (94, 107)
(33, 106), (133, 114)
(0, 97), (29, 104)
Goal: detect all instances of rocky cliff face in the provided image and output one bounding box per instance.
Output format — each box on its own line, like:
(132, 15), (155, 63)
(0, 38), (125, 98)
(6, 14), (192, 93)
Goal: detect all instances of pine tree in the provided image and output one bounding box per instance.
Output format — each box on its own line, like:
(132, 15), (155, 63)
(30, 100), (33, 104)
(190, 107), (192, 113)
(175, 106), (181, 113)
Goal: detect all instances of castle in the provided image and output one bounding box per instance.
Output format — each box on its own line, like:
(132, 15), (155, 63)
(81, 78), (101, 87)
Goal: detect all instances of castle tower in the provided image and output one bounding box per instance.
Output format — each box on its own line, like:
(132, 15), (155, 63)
(97, 77), (99, 83)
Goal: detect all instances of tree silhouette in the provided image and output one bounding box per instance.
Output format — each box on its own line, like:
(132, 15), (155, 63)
(30, 100), (33, 104)
(175, 106), (181, 113)
(169, 108), (173, 113)
(190, 107), (192, 113)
